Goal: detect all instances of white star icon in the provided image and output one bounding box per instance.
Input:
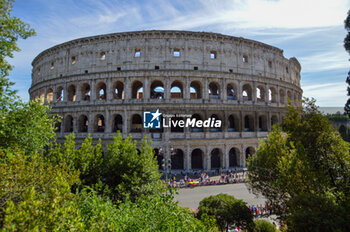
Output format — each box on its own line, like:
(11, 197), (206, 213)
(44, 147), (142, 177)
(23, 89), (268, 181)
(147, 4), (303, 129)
(150, 109), (162, 122)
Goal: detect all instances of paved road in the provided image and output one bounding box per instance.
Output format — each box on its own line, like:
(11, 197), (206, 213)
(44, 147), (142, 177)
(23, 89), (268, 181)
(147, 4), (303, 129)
(174, 183), (266, 209)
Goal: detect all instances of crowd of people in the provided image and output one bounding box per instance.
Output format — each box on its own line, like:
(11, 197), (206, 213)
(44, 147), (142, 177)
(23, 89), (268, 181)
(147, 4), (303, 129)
(249, 203), (273, 218)
(164, 168), (248, 188)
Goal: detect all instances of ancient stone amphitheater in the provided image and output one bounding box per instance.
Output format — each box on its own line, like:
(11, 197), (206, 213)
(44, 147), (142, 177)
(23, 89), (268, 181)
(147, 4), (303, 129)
(29, 30), (302, 171)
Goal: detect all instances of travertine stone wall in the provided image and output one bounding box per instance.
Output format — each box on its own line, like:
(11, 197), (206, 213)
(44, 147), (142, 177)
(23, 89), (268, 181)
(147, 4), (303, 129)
(29, 30), (302, 171)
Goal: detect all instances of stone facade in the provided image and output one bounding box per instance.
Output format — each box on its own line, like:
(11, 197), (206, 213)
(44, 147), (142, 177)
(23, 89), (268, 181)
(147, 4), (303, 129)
(29, 30), (302, 171)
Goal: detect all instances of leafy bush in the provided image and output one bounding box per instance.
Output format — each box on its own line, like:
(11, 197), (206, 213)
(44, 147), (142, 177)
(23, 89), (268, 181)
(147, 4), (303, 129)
(253, 219), (276, 232)
(197, 193), (253, 231)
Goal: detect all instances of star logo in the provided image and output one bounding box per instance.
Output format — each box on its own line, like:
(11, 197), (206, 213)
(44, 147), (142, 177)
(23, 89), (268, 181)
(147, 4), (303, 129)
(143, 109), (162, 128)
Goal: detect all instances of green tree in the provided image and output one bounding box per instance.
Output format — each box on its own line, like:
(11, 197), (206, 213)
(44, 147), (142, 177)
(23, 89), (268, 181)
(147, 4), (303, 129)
(197, 193), (254, 232)
(0, 0), (35, 104)
(248, 100), (350, 231)
(344, 10), (350, 115)
(253, 219), (276, 232)
(103, 133), (162, 202)
(0, 0), (57, 155)
(0, 149), (83, 230)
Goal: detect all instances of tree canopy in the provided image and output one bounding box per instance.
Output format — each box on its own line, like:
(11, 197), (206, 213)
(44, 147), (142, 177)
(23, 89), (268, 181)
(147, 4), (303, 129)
(248, 99), (350, 231)
(197, 193), (254, 232)
(344, 10), (350, 116)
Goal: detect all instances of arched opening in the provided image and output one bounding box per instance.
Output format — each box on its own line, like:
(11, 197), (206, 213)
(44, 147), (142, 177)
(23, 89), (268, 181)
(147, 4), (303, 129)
(56, 86), (64, 102)
(211, 148), (222, 169)
(34, 91), (39, 100)
(191, 149), (203, 169)
(154, 148), (163, 170)
(269, 87), (277, 103)
(78, 115), (88, 132)
(228, 114), (239, 132)
(287, 90), (292, 102)
(258, 115), (268, 131)
(170, 81), (183, 99)
(245, 147), (255, 163)
(112, 114), (123, 133)
(131, 114), (142, 132)
(190, 81), (201, 99)
(293, 93), (297, 104)
(256, 85), (265, 102)
(171, 117), (184, 133)
(279, 89), (285, 104)
(271, 115), (278, 127)
(209, 114), (221, 132)
(242, 84), (252, 101)
(171, 148), (184, 170)
(190, 114), (203, 132)
(40, 89), (45, 101)
(64, 115), (73, 132)
(67, 85), (76, 102)
(209, 82), (220, 99)
(81, 83), (91, 101)
(229, 147), (240, 167)
(150, 80), (164, 99)
(95, 114), (105, 133)
(96, 82), (106, 100)
(227, 84), (237, 100)
(132, 81), (143, 99)
(244, 115), (254, 131)
(113, 81), (124, 99)
(47, 88), (53, 103)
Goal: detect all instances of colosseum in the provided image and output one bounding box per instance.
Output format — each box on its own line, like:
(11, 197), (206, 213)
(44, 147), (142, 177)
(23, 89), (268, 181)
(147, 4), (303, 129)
(29, 30), (302, 171)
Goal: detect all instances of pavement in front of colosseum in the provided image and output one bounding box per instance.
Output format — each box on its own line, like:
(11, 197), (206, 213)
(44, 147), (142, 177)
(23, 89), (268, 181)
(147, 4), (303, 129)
(174, 182), (266, 210)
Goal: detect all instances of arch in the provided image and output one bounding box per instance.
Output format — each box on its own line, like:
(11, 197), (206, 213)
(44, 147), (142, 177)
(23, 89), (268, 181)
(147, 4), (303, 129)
(171, 117), (184, 133)
(256, 85), (265, 102)
(81, 83), (91, 101)
(190, 81), (201, 99)
(293, 93), (297, 104)
(271, 115), (278, 127)
(112, 114), (123, 133)
(131, 114), (142, 132)
(154, 148), (163, 170)
(64, 115), (74, 132)
(287, 90), (292, 102)
(227, 83), (237, 100)
(95, 114), (105, 132)
(245, 147), (256, 162)
(191, 148), (203, 169)
(56, 86), (64, 102)
(244, 115), (254, 131)
(242, 84), (252, 101)
(170, 81), (183, 99)
(228, 114), (239, 132)
(209, 114), (221, 132)
(211, 148), (222, 169)
(258, 115), (268, 131)
(113, 81), (124, 99)
(190, 114), (203, 132)
(229, 147), (240, 167)
(208, 82), (220, 99)
(279, 89), (285, 104)
(132, 81), (143, 99)
(269, 87), (277, 103)
(34, 91), (39, 100)
(78, 115), (88, 132)
(96, 82), (106, 100)
(47, 88), (53, 103)
(40, 89), (45, 101)
(150, 80), (164, 99)
(171, 148), (184, 170)
(67, 85), (76, 102)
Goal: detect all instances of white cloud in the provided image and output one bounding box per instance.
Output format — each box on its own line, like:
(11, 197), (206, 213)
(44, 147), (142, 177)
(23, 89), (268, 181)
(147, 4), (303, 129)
(299, 51), (349, 73)
(302, 82), (347, 106)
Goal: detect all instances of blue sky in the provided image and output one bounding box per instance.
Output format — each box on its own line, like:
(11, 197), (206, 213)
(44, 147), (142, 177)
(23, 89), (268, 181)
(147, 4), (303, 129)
(8, 0), (350, 106)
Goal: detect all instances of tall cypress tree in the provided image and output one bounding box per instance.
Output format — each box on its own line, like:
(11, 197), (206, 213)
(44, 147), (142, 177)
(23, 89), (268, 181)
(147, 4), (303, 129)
(344, 10), (350, 115)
